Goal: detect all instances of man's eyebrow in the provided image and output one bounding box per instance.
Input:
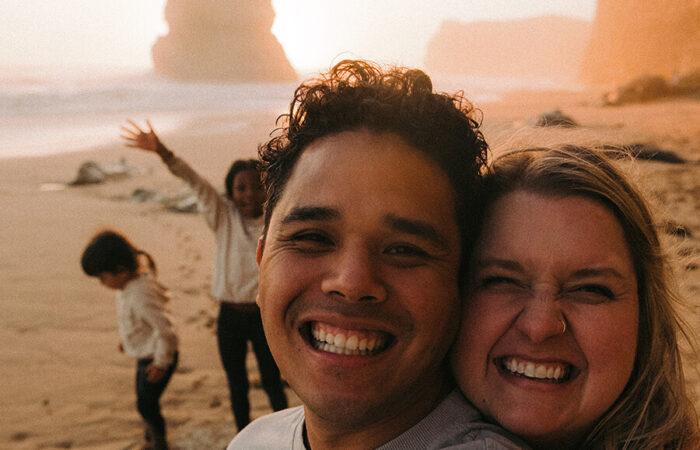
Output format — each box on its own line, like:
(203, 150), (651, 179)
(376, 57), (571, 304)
(384, 214), (449, 250)
(280, 206), (340, 224)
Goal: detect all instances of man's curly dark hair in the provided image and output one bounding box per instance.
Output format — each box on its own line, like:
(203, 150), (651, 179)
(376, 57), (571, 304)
(259, 59), (489, 254)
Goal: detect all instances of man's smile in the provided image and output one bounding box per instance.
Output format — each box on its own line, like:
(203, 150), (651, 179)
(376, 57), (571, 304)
(305, 321), (395, 356)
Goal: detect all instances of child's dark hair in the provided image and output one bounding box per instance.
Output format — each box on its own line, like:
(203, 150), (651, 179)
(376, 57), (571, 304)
(81, 230), (156, 276)
(225, 159), (260, 199)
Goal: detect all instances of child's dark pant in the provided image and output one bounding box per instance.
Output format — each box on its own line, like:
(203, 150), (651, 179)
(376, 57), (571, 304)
(217, 302), (288, 431)
(136, 351), (178, 440)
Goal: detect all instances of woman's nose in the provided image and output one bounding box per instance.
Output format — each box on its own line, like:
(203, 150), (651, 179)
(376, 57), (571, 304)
(321, 245), (387, 303)
(514, 292), (566, 343)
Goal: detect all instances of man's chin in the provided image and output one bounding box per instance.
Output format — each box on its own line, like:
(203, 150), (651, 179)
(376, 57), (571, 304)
(302, 392), (394, 430)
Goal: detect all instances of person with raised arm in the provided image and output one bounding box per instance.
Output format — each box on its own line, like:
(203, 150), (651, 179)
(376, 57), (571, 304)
(120, 120), (287, 432)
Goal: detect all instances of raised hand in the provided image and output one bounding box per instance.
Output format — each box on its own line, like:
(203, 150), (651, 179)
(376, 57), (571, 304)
(120, 119), (161, 152)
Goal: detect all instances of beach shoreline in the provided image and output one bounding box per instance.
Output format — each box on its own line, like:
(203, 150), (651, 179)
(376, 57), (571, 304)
(1, 89), (698, 449)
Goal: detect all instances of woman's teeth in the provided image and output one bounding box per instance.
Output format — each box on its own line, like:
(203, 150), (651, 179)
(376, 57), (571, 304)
(501, 357), (569, 382)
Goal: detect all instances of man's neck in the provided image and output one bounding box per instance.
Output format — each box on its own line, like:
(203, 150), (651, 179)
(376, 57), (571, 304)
(303, 374), (453, 450)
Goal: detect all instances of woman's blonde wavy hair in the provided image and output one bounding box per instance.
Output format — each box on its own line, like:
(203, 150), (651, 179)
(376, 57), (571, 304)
(481, 145), (698, 449)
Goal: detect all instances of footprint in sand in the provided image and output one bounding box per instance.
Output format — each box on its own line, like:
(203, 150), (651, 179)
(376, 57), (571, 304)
(10, 431), (30, 442)
(190, 375), (208, 391)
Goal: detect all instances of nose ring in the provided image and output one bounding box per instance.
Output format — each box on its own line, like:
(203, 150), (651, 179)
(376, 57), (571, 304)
(559, 318), (567, 335)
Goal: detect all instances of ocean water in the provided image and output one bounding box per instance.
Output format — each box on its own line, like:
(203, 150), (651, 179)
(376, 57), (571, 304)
(0, 70), (297, 159)
(0, 68), (581, 160)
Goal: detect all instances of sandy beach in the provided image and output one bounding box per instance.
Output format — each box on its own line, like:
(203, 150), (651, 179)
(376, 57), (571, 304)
(1, 90), (698, 449)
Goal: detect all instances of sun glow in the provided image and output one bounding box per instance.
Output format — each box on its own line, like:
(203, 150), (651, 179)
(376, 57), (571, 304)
(1, 0), (595, 77)
(271, 0), (333, 74)
(270, 0), (595, 74)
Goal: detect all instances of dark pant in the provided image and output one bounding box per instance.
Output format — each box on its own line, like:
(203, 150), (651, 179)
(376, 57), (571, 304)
(217, 302), (288, 430)
(136, 351), (178, 444)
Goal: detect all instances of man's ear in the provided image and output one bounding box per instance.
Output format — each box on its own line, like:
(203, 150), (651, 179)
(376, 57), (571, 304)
(256, 237), (264, 307)
(256, 236), (264, 266)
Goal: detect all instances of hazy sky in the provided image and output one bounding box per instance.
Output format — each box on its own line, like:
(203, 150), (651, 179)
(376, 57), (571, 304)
(1, 0), (596, 76)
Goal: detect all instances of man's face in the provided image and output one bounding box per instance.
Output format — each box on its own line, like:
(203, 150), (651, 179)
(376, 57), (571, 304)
(257, 130), (462, 438)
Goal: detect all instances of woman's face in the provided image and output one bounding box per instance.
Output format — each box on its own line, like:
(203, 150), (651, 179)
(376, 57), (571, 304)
(452, 191), (639, 448)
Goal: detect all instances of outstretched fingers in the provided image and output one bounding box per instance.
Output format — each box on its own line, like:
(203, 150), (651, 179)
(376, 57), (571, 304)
(119, 128), (137, 140)
(118, 119), (161, 152)
(120, 120), (143, 140)
(127, 119), (144, 134)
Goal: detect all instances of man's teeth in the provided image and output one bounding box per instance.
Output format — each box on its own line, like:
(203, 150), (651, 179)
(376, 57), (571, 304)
(502, 357), (568, 381)
(311, 325), (386, 356)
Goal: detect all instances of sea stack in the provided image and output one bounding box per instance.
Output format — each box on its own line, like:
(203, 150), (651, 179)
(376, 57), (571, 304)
(152, 0), (297, 82)
(424, 16), (591, 83)
(580, 0), (700, 84)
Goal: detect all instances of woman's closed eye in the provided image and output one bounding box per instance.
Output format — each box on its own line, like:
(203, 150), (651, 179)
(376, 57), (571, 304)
(567, 283), (615, 303)
(477, 275), (524, 290)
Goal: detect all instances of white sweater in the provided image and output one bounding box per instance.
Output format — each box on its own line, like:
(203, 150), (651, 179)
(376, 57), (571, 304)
(166, 156), (262, 304)
(116, 273), (178, 367)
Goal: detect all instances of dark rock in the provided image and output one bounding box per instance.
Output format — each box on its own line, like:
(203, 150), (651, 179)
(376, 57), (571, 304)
(603, 75), (670, 105)
(167, 194), (200, 213)
(603, 144), (686, 164)
(665, 221), (692, 238)
(69, 159), (147, 186)
(69, 161), (106, 185)
(629, 146), (686, 164)
(677, 247), (699, 257)
(534, 109), (577, 127)
(125, 186), (202, 213)
(671, 68), (700, 96)
(128, 188), (170, 203)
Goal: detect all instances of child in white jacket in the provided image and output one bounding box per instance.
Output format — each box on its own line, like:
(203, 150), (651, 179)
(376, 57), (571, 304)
(82, 229), (178, 450)
(120, 120), (287, 431)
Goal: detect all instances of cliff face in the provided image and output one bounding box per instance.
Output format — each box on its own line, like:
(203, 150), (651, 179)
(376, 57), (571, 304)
(424, 16), (591, 82)
(580, 0), (700, 84)
(152, 0), (297, 82)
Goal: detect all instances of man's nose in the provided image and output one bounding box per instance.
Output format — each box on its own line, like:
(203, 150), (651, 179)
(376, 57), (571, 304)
(321, 245), (387, 303)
